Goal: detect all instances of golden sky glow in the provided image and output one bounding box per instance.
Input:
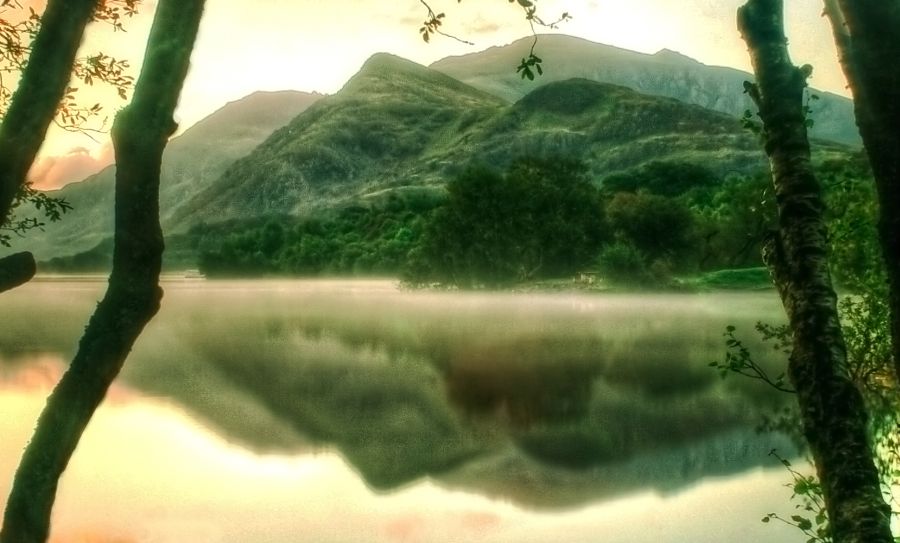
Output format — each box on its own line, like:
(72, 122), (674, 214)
(27, 0), (844, 188)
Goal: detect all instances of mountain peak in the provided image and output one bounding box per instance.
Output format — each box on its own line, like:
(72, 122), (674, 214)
(652, 48), (697, 64)
(359, 52), (427, 74)
(340, 52), (505, 107)
(344, 53), (453, 91)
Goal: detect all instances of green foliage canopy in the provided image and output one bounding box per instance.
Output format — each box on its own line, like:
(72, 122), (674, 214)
(407, 157), (606, 287)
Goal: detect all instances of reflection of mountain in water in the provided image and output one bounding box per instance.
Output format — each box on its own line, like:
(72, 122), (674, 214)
(0, 281), (795, 508)
(443, 429), (796, 508)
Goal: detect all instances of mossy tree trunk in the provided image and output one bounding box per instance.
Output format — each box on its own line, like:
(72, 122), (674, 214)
(0, 0), (98, 226)
(737, 1), (893, 542)
(822, 0), (900, 381)
(0, 1), (205, 542)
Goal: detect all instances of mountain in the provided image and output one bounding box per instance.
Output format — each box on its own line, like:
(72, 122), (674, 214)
(25, 46), (855, 266)
(13, 90), (323, 260)
(169, 53), (773, 230)
(430, 34), (860, 145)
(169, 54), (507, 226)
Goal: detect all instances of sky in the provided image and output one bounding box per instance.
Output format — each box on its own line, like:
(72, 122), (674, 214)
(20, 0), (845, 189)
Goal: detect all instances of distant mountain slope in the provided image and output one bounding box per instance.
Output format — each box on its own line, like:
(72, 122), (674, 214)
(170, 54), (508, 226)
(26, 50), (854, 264)
(170, 53), (772, 230)
(13, 90), (323, 260)
(430, 34), (859, 145)
(471, 78), (767, 174)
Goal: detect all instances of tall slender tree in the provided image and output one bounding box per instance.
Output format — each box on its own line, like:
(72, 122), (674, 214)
(0, 1), (205, 541)
(737, 1), (893, 541)
(819, 0), (900, 380)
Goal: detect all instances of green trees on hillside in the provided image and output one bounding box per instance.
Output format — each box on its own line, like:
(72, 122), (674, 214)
(193, 193), (438, 276)
(602, 161), (718, 197)
(407, 158), (606, 286)
(605, 192), (694, 259)
(188, 156), (796, 287)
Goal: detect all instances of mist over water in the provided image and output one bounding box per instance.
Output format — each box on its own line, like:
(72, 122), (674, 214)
(0, 278), (804, 542)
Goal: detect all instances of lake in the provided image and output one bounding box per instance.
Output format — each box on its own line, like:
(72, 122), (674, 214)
(0, 278), (806, 542)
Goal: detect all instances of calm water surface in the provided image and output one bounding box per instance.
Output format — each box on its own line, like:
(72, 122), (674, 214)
(0, 278), (806, 542)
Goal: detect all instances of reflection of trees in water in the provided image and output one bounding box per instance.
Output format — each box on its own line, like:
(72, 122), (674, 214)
(443, 337), (598, 426)
(151, 310), (794, 503)
(0, 285), (795, 507)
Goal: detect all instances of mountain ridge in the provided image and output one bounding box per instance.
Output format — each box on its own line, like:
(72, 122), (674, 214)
(430, 34), (859, 145)
(165, 53), (774, 233)
(168, 52), (509, 227)
(11, 40), (858, 263)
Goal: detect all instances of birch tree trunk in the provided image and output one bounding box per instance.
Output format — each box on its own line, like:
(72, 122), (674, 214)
(0, 1), (205, 541)
(737, 1), (893, 541)
(821, 0), (900, 381)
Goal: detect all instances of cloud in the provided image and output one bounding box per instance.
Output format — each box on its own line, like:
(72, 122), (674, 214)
(28, 144), (114, 190)
(463, 19), (501, 35)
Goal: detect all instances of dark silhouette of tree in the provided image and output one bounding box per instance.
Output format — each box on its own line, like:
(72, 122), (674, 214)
(409, 158), (605, 287)
(605, 191), (695, 262)
(820, 0), (900, 381)
(0, 0), (98, 290)
(0, 0), (205, 541)
(0, 0), (139, 292)
(738, 1), (893, 541)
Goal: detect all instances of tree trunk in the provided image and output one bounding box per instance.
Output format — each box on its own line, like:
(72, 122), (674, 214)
(822, 0), (900, 381)
(0, 0), (98, 225)
(0, 252), (35, 294)
(737, 2), (893, 542)
(0, 1), (205, 541)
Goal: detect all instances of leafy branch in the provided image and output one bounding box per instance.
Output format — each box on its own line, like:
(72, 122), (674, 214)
(415, 0), (571, 80)
(418, 0), (473, 45)
(512, 0), (570, 80)
(761, 450), (831, 543)
(709, 323), (795, 393)
(0, 182), (72, 247)
(0, 1), (138, 134)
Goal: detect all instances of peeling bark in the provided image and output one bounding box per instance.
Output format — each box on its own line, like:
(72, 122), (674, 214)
(0, 252), (35, 293)
(0, 2), (206, 542)
(738, 1), (893, 542)
(822, 0), (900, 381)
(0, 0), (98, 225)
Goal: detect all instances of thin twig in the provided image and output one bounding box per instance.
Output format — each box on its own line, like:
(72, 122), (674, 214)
(418, 0), (474, 45)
